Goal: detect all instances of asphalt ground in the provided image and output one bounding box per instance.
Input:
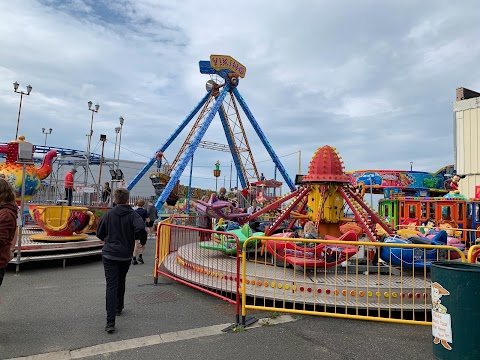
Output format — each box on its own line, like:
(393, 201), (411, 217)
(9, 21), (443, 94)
(0, 246), (434, 360)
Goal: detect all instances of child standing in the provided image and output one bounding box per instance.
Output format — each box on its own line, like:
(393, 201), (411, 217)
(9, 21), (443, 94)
(132, 199), (149, 265)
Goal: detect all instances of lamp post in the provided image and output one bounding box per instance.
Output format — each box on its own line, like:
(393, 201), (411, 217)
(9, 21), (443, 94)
(98, 134), (107, 190)
(42, 127), (52, 147)
(110, 126), (121, 206)
(13, 82), (32, 140)
(213, 160), (221, 192)
(410, 161), (413, 172)
(113, 126), (121, 169)
(117, 116), (124, 171)
(85, 101), (100, 188)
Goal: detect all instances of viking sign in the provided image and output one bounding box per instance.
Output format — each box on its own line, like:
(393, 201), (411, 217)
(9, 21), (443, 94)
(209, 55), (246, 78)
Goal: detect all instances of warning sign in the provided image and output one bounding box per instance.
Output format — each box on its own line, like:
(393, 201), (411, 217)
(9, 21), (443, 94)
(432, 311), (452, 343)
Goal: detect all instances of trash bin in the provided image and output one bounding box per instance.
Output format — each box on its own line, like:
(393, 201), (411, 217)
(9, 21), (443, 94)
(431, 261), (480, 360)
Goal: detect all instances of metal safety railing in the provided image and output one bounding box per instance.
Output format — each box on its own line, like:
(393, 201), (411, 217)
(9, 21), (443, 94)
(240, 236), (466, 326)
(154, 219), (242, 324)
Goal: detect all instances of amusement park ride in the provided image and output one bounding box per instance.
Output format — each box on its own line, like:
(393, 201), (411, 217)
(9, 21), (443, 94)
(127, 54), (295, 210)
(5, 55), (479, 320)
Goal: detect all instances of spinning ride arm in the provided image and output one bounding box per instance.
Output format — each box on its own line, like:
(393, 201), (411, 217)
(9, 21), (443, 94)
(218, 105), (247, 189)
(168, 94), (218, 173)
(264, 186), (311, 236)
(339, 187), (394, 241)
(127, 92), (211, 190)
(155, 84), (231, 210)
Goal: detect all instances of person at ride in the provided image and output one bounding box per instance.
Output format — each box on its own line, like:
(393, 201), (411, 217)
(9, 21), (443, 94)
(102, 182), (111, 203)
(303, 221), (318, 239)
(260, 173), (265, 181)
(64, 168), (77, 206)
(247, 202), (255, 215)
(198, 195), (212, 241)
(0, 179), (18, 288)
(146, 201), (158, 239)
(132, 199), (149, 265)
(96, 187), (146, 333)
(132, 199), (139, 210)
(218, 187), (228, 201)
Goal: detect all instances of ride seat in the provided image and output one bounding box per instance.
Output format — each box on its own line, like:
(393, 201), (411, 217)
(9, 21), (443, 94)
(409, 236), (433, 245)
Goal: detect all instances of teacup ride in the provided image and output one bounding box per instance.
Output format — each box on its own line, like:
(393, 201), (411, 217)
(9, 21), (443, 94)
(29, 204), (95, 241)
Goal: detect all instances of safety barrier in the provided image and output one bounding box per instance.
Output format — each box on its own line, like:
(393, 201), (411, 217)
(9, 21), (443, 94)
(241, 236), (465, 326)
(467, 245), (480, 263)
(154, 220), (242, 324)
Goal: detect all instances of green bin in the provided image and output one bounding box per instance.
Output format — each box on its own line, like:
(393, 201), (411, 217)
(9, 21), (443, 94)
(431, 261), (480, 360)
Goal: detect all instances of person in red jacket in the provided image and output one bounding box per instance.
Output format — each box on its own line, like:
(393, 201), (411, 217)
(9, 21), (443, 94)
(0, 179), (19, 287)
(64, 168), (77, 206)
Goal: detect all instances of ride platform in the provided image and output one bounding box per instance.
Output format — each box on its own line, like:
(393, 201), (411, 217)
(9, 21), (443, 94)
(162, 242), (431, 312)
(10, 228), (103, 267)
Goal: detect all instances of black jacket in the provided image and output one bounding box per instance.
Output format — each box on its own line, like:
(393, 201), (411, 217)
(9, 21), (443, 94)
(97, 204), (147, 260)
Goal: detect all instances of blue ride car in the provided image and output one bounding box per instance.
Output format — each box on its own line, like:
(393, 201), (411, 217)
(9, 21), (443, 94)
(356, 172), (382, 186)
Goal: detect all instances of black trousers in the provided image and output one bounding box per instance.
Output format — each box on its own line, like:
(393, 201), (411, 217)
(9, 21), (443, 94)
(65, 188), (73, 206)
(102, 257), (131, 323)
(0, 267), (6, 287)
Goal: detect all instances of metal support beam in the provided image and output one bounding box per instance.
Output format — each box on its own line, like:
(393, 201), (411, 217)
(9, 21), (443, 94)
(155, 84), (231, 210)
(218, 105), (247, 189)
(127, 92), (211, 191)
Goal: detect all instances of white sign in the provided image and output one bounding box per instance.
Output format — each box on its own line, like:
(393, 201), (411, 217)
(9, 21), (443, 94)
(432, 311), (452, 342)
(76, 186), (95, 194)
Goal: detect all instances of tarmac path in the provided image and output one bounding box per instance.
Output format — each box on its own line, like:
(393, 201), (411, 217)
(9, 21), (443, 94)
(0, 247), (433, 359)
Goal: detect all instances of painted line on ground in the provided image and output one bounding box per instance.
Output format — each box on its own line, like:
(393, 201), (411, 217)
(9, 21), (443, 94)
(8, 315), (297, 360)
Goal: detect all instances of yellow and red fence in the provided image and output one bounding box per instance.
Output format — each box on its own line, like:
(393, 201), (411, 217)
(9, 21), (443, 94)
(240, 236), (465, 326)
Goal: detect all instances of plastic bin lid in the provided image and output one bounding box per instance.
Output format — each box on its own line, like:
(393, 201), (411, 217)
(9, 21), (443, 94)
(431, 261), (480, 272)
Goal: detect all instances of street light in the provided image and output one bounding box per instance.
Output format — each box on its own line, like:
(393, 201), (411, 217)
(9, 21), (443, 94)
(110, 126), (121, 206)
(113, 126), (121, 165)
(42, 127), (52, 147)
(13, 82), (32, 140)
(117, 116), (124, 171)
(85, 101), (100, 190)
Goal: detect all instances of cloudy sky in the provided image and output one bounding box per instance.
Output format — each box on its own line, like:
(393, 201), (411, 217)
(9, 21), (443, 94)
(1, 0), (480, 192)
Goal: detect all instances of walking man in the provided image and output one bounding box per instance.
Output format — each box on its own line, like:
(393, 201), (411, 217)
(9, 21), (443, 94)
(96, 187), (147, 333)
(64, 168), (77, 206)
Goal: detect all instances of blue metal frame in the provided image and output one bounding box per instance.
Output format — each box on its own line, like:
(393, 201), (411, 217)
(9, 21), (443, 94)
(127, 92), (210, 190)
(232, 88), (295, 191)
(186, 154), (194, 213)
(155, 84), (231, 210)
(218, 106), (247, 189)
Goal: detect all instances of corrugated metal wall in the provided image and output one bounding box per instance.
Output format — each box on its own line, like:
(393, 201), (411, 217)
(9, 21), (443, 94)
(454, 98), (480, 198)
